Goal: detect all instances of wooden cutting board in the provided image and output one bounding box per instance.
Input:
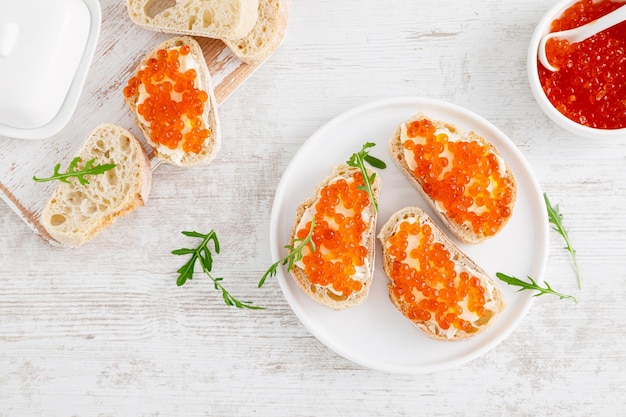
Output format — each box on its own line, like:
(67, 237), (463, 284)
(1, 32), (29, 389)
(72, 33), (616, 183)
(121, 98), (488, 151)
(0, 1), (262, 245)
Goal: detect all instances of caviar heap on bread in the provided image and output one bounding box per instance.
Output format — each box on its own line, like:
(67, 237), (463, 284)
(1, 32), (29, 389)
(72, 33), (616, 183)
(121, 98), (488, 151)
(123, 36), (220, 167)
(378, 207), (503, 340)
(390, 113), (516, 243)
(287, 164), (381, 309)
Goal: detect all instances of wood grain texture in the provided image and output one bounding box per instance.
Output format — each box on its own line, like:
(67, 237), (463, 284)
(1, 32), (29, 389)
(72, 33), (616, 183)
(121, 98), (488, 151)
(1, 0), (625, 416)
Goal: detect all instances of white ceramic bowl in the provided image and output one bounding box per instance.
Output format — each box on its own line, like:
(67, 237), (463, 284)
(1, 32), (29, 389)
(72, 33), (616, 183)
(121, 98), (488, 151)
(0, 0), (101, 140)
(527, 0), (626, 139)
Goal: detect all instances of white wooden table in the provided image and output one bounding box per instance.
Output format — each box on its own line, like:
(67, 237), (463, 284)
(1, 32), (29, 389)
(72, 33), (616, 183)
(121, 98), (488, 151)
(1, 0), (625, 415)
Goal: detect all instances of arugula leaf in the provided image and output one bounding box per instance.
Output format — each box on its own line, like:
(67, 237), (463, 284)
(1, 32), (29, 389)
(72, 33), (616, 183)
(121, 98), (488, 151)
(346, 142), (386, 212)
(544, 193), (581, 289)
(259, 218), (316, 287)
(496, 273), (577, 303)
(173, 230), (263, 310)
(33, 157), (116, 185)
(363, 154), (387, 169)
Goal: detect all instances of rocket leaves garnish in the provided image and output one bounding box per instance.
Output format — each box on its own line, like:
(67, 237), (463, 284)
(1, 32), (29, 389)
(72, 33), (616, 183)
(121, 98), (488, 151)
(173, 230), (263, 309)
(33, 157), (116, 185)
(346, 142), (386, 212)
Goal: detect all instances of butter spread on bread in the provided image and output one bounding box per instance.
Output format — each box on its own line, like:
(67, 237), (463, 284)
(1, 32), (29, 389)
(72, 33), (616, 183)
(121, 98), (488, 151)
(390, 113), (517, 243)
(378, 207), (503, 340)
(124, 36), (220, 167)
(41, 124), (152, 248)
(288, 165), (380, 309)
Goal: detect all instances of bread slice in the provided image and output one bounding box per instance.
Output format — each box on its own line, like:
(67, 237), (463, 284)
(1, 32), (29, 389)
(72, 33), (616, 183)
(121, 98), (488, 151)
(223, 0), (290, 64)
(377, 207), (503, 341)
(389, 113), (517, 243)
(124, 36), (221, 167)
(126, 0), (259, 41)
(40, 124), (152, 248)
(288, 165), (381, 309)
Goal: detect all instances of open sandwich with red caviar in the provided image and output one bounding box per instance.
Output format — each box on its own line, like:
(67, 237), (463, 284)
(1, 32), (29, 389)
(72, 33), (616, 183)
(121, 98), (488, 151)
(378, 207), (504, 340)
(390, 113), (517, 243)
(124, 36), (220, 167)
(288, 165), (381, 309)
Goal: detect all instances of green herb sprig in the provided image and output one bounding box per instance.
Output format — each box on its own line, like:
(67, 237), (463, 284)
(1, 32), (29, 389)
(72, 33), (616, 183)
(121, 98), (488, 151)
(496, 273), (577, 303)
(33, 157), (116, 185)
(259, 218), (316, 288)
(346, 142), (386, 212)
(173, 230), (263, 309)
(495, 194), (580, 303)
(544, 193), (581, 289)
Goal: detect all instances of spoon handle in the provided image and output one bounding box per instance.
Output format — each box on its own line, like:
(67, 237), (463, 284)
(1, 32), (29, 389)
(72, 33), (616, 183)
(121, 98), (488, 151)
(538, 4), (626, 71)
(566, 4), (626, 43)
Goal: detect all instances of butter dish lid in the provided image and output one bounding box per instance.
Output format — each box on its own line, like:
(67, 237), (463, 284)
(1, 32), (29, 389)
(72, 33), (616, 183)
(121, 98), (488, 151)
(0, 0), (101, 140)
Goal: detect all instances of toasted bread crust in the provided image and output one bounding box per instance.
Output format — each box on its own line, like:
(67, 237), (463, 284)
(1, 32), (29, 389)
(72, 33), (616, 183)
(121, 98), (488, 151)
(389, 113), (517, 243)
(288, 165), (380, 309)
(377, 207), (504, 340)
(125, 36), (221, 167)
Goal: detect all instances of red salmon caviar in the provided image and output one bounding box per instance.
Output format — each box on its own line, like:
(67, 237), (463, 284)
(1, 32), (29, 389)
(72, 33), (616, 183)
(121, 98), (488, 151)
(403, 119), (514, 238)
(123, 45), (210, 153)
(540, 0), (626, 129)
(387, 220), (489, 333)
(296, 172), (372, 298)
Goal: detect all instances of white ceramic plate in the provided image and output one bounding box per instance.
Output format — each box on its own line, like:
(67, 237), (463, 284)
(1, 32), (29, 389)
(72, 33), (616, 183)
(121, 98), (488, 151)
(269, 97), (549, 374)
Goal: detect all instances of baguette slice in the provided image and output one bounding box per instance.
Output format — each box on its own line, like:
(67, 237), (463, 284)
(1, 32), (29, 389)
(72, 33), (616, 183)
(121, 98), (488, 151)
(223, 0), (290, 64)
(288, 165), (381, 309)
(124, 36), (221, 167)
(390, 113), (517, 243)
(126, 0), (259, 41)
(377, 207), (503, 341)
(40, 124), (152, 248)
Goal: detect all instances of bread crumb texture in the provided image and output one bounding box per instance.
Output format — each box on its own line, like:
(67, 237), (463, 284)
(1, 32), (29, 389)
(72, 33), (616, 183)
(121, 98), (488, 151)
(224, 0), (290, 64)
(41, 124), (150, 247)
(127, 0), (259, 40)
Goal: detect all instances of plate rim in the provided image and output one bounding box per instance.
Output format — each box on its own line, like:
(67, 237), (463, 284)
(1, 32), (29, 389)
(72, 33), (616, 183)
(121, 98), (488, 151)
(269, 96), (549, 374)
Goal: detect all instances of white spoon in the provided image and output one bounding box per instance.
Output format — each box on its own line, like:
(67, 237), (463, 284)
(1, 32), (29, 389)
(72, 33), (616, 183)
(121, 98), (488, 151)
(537, 4), (626, 71)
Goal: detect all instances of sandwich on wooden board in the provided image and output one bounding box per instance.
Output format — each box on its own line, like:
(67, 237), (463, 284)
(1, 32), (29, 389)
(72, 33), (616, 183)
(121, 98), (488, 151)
(123, 36), (221, 167)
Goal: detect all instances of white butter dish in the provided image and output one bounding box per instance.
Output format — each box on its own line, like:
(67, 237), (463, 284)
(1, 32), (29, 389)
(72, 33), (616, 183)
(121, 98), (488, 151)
(0, 0), (101, 139)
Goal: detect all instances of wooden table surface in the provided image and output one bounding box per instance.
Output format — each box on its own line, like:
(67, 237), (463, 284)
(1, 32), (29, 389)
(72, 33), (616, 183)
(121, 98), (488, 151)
(1, 0), (625, 415)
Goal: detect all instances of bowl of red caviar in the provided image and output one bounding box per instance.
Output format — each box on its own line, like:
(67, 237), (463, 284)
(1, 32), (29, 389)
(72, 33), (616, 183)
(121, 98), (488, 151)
(527, 0), (626, 139)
